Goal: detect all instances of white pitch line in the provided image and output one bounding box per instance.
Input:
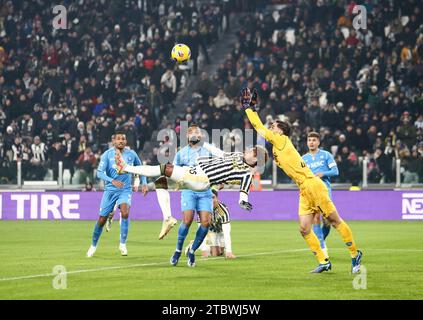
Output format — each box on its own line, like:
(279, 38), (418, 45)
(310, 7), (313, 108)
(1, 247), (422, 283)
(0, 248), (309, 283)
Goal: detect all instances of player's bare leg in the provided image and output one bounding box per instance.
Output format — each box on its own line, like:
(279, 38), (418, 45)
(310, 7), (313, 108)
(155, 177), (178, 240)
(299, 213), (331, 273)
(119, 203), (130, 256)
(325, 209), (362, 273)
(211, 246), (223, 256)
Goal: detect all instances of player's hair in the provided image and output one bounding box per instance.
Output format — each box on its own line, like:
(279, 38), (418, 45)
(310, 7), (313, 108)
(275, 120), (291, 137)
(188, 123), (199, 129)
(307, 131), (320, 139)
(253, 145), (269, 164)
(114, 130), (126, 136)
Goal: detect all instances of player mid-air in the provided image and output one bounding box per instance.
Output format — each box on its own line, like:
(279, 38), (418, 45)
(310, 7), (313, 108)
(302, 132), (339, 258)
(242, 88), (362, 273)
(86, 132), (148, 257)
(115, 142), (268, 266)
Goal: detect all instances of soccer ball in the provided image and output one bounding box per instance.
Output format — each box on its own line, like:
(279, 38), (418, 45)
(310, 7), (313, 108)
(171, 43), (191, 63)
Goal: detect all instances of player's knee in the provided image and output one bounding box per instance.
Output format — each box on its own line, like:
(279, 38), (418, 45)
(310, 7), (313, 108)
(299, 226), (310, 236)
(200, 220), (210, 228)
(98, 216), (107, 227)
(183, 216), (193, 226)
(326, 212), (342, 227)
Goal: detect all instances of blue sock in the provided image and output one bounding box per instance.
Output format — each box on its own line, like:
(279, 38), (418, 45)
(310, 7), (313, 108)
(176, 223), (189, 252)
(322, 223), (331, 240)
(191, 225), (209, 252)
(120, 218), (129, 244)
(92, 222), (104, 247)
(313, 223), (326, 249)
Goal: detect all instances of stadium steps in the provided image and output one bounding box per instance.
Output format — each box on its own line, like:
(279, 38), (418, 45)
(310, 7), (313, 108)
(140, 14), (243, 159)
(167, 14), (242, 122)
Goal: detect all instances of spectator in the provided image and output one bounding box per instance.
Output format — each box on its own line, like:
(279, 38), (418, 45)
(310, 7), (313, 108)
(50, 141), (65, 182)
(76, 147), (97, 184)
(403, 150), (422, 184)
(62, 132), (78, 183)
(213, 88), (232, 109)
(29, 136), (48, 180)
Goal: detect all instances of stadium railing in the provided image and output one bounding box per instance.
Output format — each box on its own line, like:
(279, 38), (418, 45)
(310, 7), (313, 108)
(1, 159), (421, 191)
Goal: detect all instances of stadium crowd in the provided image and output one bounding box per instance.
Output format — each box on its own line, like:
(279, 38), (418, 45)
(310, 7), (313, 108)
(0, 0), (422, 186)
(0, 0), (234, 184)
(182, 0), (423, 184)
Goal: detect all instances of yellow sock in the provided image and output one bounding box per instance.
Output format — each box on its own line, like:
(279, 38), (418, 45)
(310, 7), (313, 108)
(335, 220), (358, 258)
(303, 231), (328, 264)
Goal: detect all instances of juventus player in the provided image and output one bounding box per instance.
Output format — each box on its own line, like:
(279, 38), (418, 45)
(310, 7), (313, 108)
(114, 142), (268, 267)
(115, 143), (267, 211)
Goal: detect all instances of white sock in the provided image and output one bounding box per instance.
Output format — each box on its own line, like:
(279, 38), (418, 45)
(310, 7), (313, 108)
(125, 165), (161, 177)
(222, 223), (232, 253)
(156, 188), (171, 220)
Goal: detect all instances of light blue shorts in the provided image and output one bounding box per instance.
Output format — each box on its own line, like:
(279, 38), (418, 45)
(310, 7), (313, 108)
(99, 190), (132, 217)
(181, 189), (213, 213)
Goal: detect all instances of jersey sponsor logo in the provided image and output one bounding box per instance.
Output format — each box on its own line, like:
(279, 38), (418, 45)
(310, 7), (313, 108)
(307, 160), (325, 169)
(402, 193), (423, 220)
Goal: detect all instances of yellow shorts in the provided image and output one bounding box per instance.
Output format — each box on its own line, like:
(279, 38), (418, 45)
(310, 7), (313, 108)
(298, 177), (336, 217)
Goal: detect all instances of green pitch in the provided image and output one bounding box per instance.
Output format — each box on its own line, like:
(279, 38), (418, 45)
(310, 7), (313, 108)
(0, 220), (422, 300)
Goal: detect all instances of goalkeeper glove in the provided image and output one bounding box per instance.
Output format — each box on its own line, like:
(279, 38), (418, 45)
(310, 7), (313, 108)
(240, 87), (258, 111)
(240, 87), (252, 108)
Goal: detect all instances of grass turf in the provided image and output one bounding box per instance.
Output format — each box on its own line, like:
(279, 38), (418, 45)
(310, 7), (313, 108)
(0, 220), (422, 300)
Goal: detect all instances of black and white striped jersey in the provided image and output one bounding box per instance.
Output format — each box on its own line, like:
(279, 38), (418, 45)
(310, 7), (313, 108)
(197, 152), (253, 195)
(209, 203), (231, 233)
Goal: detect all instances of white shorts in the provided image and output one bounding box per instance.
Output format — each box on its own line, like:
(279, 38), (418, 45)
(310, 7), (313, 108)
(173, 165), (210, 191)
(206, 231), (225, 247)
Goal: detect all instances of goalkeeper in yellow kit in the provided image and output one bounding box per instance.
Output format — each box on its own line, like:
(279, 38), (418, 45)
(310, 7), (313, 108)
(241, 88), (363, 273)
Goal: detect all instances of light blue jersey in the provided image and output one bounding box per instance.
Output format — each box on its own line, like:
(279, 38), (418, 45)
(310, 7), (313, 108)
(97, 147), (146, 216)
(174, 145), (213, 213)
(302, 149), (338, 198)
(97, 148), (145, 191)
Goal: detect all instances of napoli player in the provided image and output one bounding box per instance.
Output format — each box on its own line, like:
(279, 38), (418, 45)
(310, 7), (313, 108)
(302, 132), (339, 258)
(169, 124), (213, 267)
(86, 131), (148, 257)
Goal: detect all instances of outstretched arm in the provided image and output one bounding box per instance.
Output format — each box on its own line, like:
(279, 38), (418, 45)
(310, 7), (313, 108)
(202, 142), (225, 158)
(245, 109), (286, 147)
(241, 88), (286, 147)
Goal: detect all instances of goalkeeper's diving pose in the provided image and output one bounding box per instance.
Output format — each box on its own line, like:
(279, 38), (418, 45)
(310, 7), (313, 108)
(114, 142), (268, 267)
(242, 87), (362, 274)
